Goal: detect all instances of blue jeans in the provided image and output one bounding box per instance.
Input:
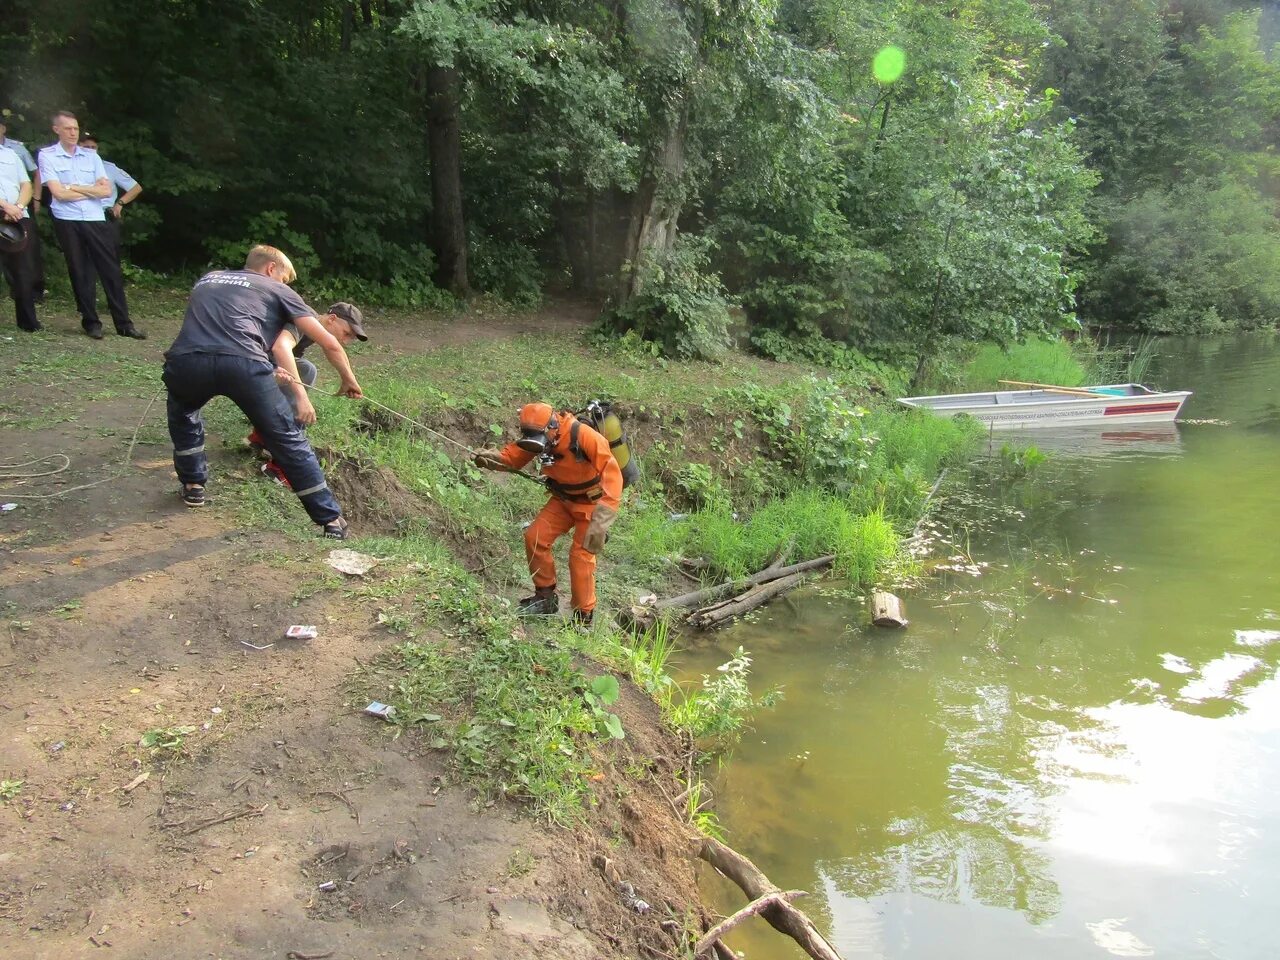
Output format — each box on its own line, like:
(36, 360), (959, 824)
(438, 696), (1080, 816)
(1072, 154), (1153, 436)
(163, 353), (342, 525)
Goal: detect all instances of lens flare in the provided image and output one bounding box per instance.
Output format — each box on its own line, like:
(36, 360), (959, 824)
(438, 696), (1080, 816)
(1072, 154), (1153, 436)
(873, 45), (906, 84)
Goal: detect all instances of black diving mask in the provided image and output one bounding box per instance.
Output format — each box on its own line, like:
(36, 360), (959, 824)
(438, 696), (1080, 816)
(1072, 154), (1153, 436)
(516, 413), (559, 454)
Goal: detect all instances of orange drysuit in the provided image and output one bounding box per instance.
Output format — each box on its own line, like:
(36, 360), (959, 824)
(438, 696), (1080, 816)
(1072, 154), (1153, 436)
(494, 412), (622, 613)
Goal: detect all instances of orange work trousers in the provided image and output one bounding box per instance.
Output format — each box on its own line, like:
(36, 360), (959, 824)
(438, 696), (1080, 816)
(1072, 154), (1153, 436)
(524, 497), (598, 613)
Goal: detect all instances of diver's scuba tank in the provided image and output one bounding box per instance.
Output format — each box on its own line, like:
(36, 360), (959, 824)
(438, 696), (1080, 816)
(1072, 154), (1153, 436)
(580, 400), (640, 488)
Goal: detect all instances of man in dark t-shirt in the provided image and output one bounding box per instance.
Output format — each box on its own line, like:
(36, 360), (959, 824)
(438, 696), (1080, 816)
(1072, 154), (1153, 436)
(162, 244), (362, 539)
(250, 302), (367, 484)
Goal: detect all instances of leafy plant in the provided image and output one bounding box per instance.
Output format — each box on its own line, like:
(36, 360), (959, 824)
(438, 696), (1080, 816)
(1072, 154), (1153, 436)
(0, 779), (23, 802)
(668, 647), (778, 745)
(998, 443), (1049, 478)
(139, 724), (198, 757)
(608, 237), (734, 362)
(584, 674), (625, 741)
(674, 463), (731, 512)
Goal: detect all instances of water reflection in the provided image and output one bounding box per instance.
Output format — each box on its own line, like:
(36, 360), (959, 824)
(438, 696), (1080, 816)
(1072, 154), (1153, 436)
(680, 333), (1280, 959)
(983, 423), (1183, 460)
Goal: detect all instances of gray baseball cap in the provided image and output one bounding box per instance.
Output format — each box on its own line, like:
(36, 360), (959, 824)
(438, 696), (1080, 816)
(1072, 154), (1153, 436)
(328, 302), (367, 341)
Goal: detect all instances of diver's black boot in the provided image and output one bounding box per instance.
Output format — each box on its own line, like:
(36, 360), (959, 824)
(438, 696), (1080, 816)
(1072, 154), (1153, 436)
(517, 587), (558, 616)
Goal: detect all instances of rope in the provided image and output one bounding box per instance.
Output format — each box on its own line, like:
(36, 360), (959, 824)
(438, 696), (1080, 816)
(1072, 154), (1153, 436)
(288, 375), (546, 486)
(0, 454), (71, 480)
(0, 388), (163, 500)
(0, 376), (545, 503)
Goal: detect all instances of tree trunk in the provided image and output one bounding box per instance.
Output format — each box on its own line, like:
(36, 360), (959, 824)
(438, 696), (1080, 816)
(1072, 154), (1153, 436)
(425, 65), (469, 296)
(341, 2), (354, 52)
(912, 214), (955, 389)
(617, 102), (689, 304)
(361, 0), (373, 26)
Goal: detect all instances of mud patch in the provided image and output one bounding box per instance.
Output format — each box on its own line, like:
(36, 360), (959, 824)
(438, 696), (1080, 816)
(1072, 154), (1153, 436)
(320, 451), (427, 534)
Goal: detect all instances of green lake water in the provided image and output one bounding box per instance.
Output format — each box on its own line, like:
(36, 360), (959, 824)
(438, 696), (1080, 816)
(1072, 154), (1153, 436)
(678, 333), (1280, 960)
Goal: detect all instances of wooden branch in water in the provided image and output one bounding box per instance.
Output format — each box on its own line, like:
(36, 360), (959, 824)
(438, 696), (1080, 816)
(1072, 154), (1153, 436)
(870, 591), (908, 628)
(688, 570), (811, 629)
(660, 556), (834, 612)
(698, 837), (844, 960)
(618, 554), (834, 632)
(694, 889), (809, 956)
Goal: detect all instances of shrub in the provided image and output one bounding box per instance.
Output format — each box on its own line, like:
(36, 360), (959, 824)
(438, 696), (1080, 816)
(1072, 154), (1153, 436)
(1085, 176), (1280, 332)
(469, 236), (545, 308)
(735, 377), (874, 490)
(608, 236), (733, 361)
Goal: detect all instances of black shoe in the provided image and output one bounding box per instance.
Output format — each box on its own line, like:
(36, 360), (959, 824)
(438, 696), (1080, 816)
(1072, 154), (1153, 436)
(517, 590), (559, 616)
(19, 323), (42, 333)
(572, 609), (594, 627)
(322, 517), (349, 540)
(182, 484), (206, 508)
(85, 326), (104, 340)
(118, 326), (147, 340)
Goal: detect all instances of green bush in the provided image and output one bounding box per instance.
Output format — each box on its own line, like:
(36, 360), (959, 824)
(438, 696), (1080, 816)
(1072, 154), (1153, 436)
(608, 237), (733, 361)
(958, 339), (1089, 392)
(749, 328), (906, 395)
(1085, 176), (1280, 332)
(734, 377), (874, 490)
(469, 236), (545, 308)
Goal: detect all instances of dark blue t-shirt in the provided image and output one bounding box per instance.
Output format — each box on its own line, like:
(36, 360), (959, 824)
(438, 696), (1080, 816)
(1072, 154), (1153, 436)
(166, 270), (313, 362)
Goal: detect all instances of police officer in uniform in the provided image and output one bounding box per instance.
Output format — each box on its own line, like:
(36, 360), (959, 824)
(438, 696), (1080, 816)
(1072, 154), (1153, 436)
(163, 244), (361, 540)
(37, 111), (144, 339)
(0, 113), (46, 302)
(78, 133), (141, 257)
(0, 136), (39, 331)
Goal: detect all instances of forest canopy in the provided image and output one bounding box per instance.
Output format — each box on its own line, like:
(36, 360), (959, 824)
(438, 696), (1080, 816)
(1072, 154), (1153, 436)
(3, 0), (1278, 362)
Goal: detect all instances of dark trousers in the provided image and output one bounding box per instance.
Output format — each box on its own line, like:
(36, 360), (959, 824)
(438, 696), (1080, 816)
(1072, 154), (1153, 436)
(27, 205), (45, 297)
(163, 354), (343, 525)
(51, 218), (131, 332)
(280, 356), (318, 415)
(0, 220), (39, 331)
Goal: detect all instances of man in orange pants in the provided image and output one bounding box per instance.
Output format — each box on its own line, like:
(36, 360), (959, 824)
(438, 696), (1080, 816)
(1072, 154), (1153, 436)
(474, 402), (622, 626)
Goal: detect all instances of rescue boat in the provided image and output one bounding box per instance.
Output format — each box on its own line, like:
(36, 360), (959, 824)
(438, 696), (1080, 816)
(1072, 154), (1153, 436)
(897, 383), (1192, 428)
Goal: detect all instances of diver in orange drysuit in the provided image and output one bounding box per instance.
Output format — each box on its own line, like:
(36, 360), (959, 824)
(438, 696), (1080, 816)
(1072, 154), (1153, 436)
(473, 402), (622, 625)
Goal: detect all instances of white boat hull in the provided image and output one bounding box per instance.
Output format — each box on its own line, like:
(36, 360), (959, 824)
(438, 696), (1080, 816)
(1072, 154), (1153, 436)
(898, 384), (1192, 428)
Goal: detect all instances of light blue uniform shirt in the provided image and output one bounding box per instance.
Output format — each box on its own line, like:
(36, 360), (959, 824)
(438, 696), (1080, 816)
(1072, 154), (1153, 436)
(0, 145), (31, 219)
(100, 159), (138, 208)
(1, 137), (36, 174)
(37, 142), (108, 222)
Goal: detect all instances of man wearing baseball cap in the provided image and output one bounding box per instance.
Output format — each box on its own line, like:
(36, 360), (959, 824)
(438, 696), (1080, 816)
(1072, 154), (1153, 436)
(250, 302), (369, 485)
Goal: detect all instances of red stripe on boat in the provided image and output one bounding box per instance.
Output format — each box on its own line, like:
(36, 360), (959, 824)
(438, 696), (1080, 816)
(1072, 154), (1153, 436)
(1103, 402), (1181, 416)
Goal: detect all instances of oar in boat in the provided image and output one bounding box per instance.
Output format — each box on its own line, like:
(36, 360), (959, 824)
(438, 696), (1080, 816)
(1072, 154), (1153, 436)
(997, 379), (1110, 398)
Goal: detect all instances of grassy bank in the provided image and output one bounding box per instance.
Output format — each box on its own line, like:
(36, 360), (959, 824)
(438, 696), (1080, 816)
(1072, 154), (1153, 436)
(1, 294), (978, 827)
(240, 328), (981, 819)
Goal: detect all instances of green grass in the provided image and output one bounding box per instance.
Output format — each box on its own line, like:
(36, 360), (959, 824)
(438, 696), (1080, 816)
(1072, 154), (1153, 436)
(1, 284), (984, 826)
(959, 338), (1089, 392)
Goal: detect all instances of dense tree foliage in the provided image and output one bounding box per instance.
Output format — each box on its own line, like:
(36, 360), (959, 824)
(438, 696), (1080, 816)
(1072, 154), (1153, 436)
(2, 0), (1276, 349)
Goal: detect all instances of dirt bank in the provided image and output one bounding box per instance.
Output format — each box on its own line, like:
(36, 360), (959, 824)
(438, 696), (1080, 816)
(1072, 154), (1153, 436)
(0, 300), (706, 959)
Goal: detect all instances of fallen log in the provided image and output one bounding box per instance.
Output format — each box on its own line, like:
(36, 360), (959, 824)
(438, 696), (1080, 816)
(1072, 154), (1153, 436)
(660, 555), (835, 612)
(694, 889), (808, 957)
(688, 570), (812, 629)
(698, 837), (843, 960)
(870, 590), (908, 628)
